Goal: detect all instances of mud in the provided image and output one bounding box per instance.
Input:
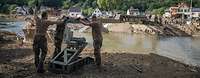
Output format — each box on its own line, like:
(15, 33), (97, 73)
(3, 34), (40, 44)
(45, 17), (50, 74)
(0, 40), (199, 78)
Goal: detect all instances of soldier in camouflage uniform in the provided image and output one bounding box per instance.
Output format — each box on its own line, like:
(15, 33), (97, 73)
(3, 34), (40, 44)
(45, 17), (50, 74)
(53, 16), (70, 58)
(33, 11), (63, 73)
(79, 15), (103, 67)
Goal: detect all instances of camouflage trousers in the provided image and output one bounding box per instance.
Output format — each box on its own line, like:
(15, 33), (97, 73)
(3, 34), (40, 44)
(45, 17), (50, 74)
(93, 39), (103, 66)
(33, 35), (47, 70)
(53, 38), (62, 58)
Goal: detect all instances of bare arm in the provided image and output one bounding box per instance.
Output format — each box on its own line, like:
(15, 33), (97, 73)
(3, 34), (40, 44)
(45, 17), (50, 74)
(30, 19), (35, 27)
(80, 19), (92, 26)
(33, 13), (40, 24)
(46, 20), (63, 26)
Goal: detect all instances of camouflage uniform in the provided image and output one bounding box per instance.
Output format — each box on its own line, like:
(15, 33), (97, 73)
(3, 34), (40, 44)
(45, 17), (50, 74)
(33, 35), (47, 69)
(53, 22), (65, 58)
(33, 16), (62, 72)
(33, 17), (49, 71)
(91, 21), (103, 66)
(80, 18), (103, 66)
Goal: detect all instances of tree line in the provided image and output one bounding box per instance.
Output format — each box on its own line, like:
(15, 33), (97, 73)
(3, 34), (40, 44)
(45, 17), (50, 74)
(0, 0), (200, 15)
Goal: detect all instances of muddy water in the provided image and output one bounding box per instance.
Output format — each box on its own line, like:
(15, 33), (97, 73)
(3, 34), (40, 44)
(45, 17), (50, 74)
(0, 21), (25, 33)
(74, 32), (200, 66)
(1, 21), (200, 66)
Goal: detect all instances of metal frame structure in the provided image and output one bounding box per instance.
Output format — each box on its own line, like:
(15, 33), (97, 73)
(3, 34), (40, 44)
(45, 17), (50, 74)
(48, 27), (94, 74)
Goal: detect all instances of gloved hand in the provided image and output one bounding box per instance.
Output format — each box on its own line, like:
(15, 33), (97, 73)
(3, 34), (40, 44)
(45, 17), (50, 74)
(76, 17), (81, 21)
(63, 17), (69, 23)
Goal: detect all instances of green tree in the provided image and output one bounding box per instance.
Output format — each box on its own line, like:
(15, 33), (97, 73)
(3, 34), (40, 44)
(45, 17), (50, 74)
(97, 0), (107, 10)
(62, 0), (70, 9)
(27, 0), (37, 7)
(42, 0), (63, 7)
(97, 0), (121, 10)
(152, 7), (166, 15)
(8, 4), (17, 12)
(82, 7), (94, 16)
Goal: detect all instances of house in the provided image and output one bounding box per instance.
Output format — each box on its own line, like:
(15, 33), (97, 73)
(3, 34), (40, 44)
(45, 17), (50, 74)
(191, 8), (200, 18)
(169, 2), (190, 18)
(92, 8), (102, 17)
(127, 7), (140, 16)
(163, 9), (171, 18)
(177, 3), (190, 19)
(15, 6), (29, 15)
(40, 6), (49, 12)
(106, 11), (113, 17)
(169, 6), (179, 16)
(101, 11), (113, 18)
(68, 7), (82, 17)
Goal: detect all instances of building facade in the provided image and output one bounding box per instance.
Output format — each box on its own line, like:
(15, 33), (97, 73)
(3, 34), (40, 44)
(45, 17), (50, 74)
(127, 7), (140, 16)
(68, 7), (82, 17)
(92, 8), (102, 17)
(191, 8), (200, 18)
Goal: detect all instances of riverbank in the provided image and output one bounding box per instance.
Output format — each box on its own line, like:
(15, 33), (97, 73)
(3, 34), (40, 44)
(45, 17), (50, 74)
(0, 14), (28, 22)
(2, 14), (200, 37)
(0, 31), (200, 78)
(0, 31), (16, 43)
(103, 22), (200, 37)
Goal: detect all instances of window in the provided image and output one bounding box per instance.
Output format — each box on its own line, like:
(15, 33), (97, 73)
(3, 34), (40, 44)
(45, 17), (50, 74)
(184, 9), (187, 12)
(181, 9), (183, 12)
(178, 9), (181, 12)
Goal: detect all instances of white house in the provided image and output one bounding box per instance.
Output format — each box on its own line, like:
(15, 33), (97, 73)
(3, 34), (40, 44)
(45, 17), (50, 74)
(191, 8), (200, 18)
(177, 3), (190, 19)
(68, 7), (82, 17)
(163, 9), (171, 18)
(40, 6), (49, 12)
(92, 8), (102, 17)
(102, 11), (113, 18)
(127, 7), (140, 16)
(15, 6), (28, 15)
(168, 3), (190, 19)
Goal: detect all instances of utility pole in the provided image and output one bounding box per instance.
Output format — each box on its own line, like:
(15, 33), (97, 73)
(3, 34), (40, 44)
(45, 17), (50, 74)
(190, 0), (193, 19)
(191, 0), (193, 8)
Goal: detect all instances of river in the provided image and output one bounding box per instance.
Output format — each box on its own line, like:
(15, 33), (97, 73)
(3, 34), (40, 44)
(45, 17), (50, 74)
(0, 20), (200, 66)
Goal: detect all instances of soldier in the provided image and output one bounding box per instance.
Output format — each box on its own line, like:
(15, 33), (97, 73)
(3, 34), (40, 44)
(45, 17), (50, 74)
(53, 16), (69, 58)
(33, 11), (64, 73)
(79, 15), (103, 68)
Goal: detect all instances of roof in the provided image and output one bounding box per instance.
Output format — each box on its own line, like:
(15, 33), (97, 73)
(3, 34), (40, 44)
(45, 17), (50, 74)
(170, 2), (190, 9)
(68, 7), (81, 12)
(178, 2), (190, 8)
(94, 8), (101, 12)
(128, 7), (139, 11)
(192, 8), (200, 12)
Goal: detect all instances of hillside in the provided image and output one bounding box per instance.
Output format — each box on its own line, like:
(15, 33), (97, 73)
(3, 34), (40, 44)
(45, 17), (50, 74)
(0, 0), (200, 15)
